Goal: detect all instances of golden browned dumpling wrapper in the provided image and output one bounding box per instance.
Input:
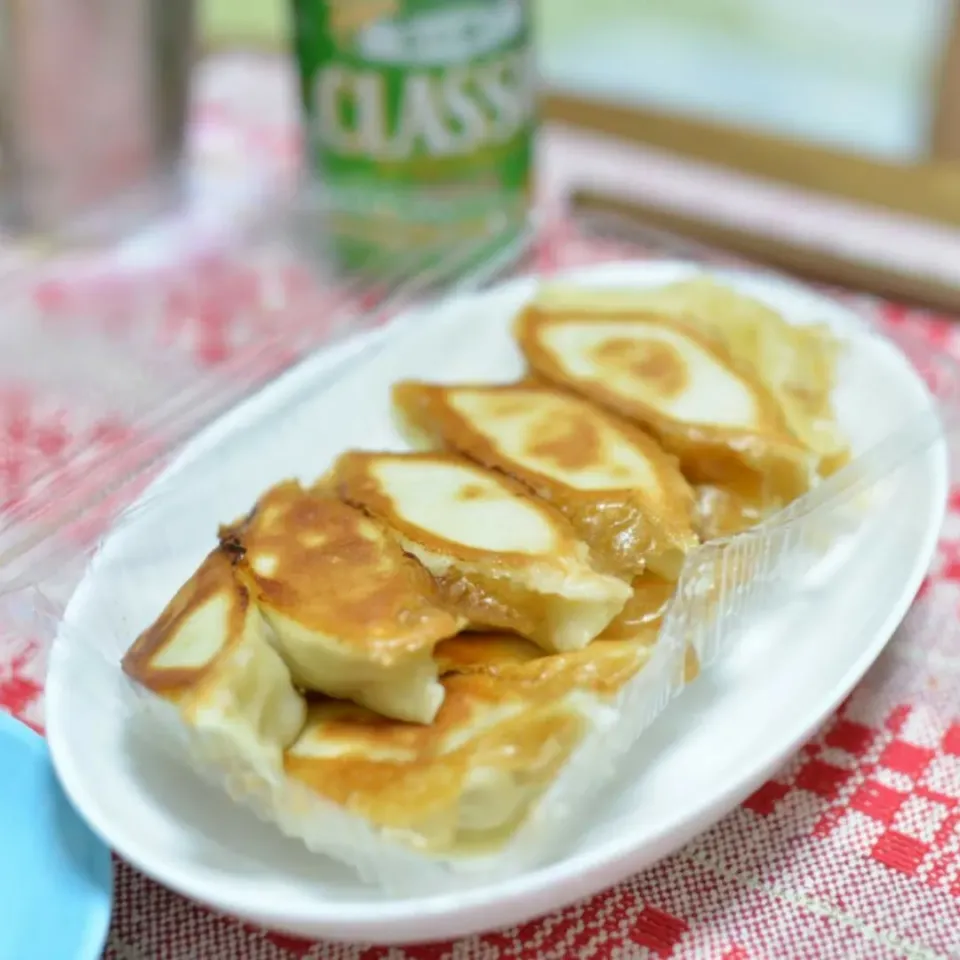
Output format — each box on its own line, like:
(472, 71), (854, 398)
(331, 451), (631, 654)
(435, 626), (659, 691)
(534, 279), (848, 477)
(222, 480), (463, 724)
(283, 632), (655, 853)
(434, 571), (699, 686)
(515, 304), (817, 512)
(392, 381), (699, 580)
(122, 549), (307, 793)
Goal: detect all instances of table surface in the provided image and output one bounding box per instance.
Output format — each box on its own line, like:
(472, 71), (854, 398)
(5, 53), (960, 960)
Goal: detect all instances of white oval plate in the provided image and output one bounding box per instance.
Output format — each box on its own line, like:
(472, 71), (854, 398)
(46, 262), (947, 944)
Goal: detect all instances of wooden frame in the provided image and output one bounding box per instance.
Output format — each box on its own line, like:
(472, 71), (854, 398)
(934, 1), (960, 161)
(544, 91), (960, 229)
(544, 2), (960, 229)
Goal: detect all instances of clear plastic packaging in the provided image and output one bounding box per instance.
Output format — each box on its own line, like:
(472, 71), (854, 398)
(13, 192), (960, 894)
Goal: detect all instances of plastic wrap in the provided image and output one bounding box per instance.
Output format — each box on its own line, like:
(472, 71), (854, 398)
(13, 195), (960, 897)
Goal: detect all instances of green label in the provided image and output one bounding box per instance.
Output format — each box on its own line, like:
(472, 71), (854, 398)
(291, 0), (534, 268)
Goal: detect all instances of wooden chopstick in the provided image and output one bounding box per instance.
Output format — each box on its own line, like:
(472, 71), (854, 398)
(570, 188), (960, 316)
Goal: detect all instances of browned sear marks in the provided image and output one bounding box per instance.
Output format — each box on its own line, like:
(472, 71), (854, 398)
(285, 685), (588, 842)
(391, 380), (699, 579)
(457, 483), (488, 501)
(229, 480), (459, 650)
(593, 337), (687, 398)
(527, 411), (603, 471)
(121, 549), (248, 695)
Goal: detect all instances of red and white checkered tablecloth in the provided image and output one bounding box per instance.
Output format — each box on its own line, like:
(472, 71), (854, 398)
(5, 53), (960, 960)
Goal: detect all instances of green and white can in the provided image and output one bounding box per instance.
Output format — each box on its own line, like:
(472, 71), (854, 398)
(291, 0), (535, 271)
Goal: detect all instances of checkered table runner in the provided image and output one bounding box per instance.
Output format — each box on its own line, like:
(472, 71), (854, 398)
(4, 54), (960, 960)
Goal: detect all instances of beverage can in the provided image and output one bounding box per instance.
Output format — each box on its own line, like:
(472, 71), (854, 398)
(290, 0), (535, 272)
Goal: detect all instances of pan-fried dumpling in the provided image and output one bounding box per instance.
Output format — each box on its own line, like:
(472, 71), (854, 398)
(281, 631), (655, 853)
(222, 480), (463, 724)
(516, 304), (817, 510)
(393, 381), (699, 580)
(331, 451), (631, 653)
(533, 279), (847, 475)
(435, 628), (656, 695)
(283, 676), (590, 853)
(121, 549), (307, 793)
